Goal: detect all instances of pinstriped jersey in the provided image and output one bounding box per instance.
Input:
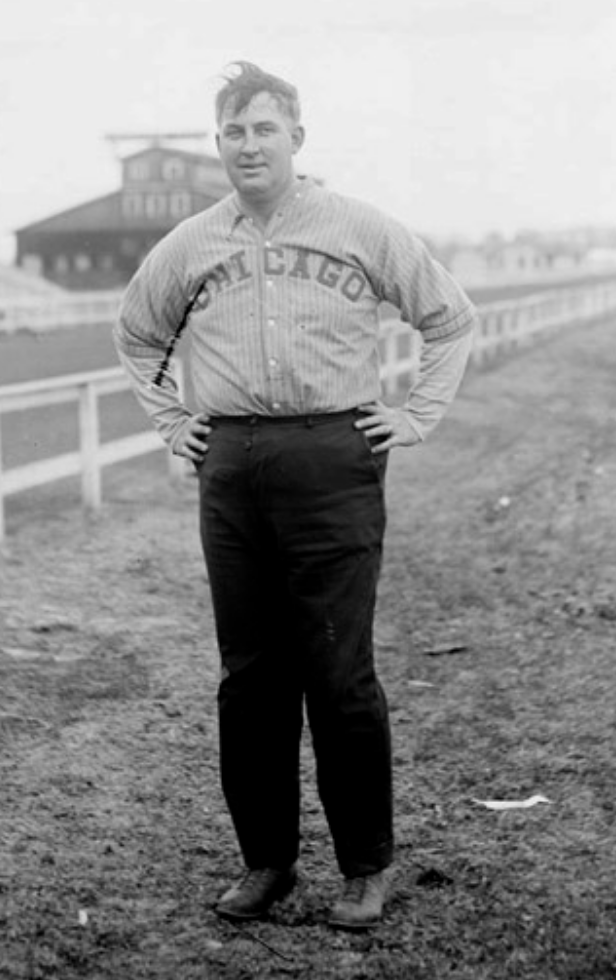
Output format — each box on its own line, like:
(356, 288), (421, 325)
(114, 177), (475, 450)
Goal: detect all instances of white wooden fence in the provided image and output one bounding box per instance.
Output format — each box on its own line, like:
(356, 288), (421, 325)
(1, 276), (616, 542)
(473, 278), (616, 365)
(380, 275), (616, 390)
(0, 367), (185, 542)
(0, 290), (123, 334)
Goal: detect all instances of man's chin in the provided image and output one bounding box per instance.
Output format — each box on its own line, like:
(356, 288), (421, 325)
(237, 178), (270, 198)
(236, 168), (267, 185)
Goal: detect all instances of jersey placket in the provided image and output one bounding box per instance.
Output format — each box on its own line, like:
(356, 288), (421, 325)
(250, 218), (287, 413)
(265, 235), (286, 411)
(242, 186), (305, 414)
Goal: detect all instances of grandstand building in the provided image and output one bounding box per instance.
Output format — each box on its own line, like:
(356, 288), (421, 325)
(14, 134), (231, 291)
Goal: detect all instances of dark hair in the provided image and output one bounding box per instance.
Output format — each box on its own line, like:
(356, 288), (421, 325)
(215, 61), (300, 125)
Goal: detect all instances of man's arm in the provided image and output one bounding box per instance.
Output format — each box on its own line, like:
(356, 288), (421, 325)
(356, 217), (476, 451)
(113, 235), (208, 460)
(355, 329), (474, 452)
(115, 347), (210, 462)
(402, 329), (475, 440)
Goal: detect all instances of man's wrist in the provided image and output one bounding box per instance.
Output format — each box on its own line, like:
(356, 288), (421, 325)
(400, 408), (425, 443)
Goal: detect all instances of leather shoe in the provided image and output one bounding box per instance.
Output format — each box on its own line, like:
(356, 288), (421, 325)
(329, 870), (389, 930)
(216, 866), (298, 921)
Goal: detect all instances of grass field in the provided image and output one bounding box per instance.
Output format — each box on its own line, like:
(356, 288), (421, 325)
(1, 308), (616, 978)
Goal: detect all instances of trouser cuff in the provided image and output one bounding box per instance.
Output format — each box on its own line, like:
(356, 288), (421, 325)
(336, 838), (394, 879)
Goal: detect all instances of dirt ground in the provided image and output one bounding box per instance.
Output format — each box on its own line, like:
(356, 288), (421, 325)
(1, 314), (616, 979)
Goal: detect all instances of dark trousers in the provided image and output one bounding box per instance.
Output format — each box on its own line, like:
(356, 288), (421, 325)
(197, 410), (393, 878)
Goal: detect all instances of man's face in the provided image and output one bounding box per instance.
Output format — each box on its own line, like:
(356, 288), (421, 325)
(216, 92), (304, 204)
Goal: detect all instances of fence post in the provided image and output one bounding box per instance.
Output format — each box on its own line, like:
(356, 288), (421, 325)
(382, 331), (399, 398)
(79, 381), (102, 510)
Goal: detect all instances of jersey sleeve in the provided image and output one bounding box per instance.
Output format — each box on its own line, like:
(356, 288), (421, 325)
(402, 330), (474, 441)
(367, 211), (477, 439)
(373, 219), (476, 343)
(113, 233), (194, 453)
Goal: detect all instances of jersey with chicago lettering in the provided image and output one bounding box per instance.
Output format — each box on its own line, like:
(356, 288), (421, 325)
(114, 177), (475, 451)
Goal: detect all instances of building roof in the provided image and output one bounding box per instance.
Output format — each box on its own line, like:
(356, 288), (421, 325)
(15, 143), (231, 237)
(123, 146), (219, 167)
(15, 189), (224, 236)
(15, 193), (125, 235)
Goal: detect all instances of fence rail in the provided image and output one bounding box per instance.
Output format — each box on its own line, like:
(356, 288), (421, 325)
(0, 290), (123, 334)
(473, 278), (616, 364)
(0, 367), (185, 542)
(380, 276), (616, 386)
(1, 276), (616, 542)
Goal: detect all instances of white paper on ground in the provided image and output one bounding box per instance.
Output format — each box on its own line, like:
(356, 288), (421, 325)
(473, 794), (551, 810)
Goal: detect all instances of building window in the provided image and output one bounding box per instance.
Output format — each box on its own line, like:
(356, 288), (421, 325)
(99, 254), (115, 271)
(54, 254), (70, 274)
(162, 157), (185, 181)
(74, 253), (92, 272)
(123, 193), (143, 217)
(170, 192), (191, 218)
(145, 193), (167, 218)
(128, 160), (150, 180)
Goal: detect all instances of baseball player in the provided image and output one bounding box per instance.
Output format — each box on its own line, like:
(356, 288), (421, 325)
(114, 61), (476, 929)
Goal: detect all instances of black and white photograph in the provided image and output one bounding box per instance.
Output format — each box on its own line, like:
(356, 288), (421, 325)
(1, 2), (615, 977)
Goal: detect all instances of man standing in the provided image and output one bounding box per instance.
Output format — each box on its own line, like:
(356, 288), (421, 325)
(114, 61), (475, 930)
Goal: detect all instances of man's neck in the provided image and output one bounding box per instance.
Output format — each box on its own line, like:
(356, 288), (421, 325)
(236, 178), (299, 231)
(238, 198), (278, 231)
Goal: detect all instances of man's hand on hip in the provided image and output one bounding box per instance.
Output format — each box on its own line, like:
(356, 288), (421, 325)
(180, 413), (211, 463)
(355, 401), (422, 454)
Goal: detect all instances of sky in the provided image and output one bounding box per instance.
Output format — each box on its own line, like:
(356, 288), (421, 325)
(1, 0), (615, 261)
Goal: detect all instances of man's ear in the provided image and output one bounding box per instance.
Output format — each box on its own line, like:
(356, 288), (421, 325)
(292, 125), (306, 154)
(215, 132), (221, 153)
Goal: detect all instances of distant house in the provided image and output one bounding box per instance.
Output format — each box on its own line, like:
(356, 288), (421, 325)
(14, 138), (232, 290)
(448, 236), (587, 285)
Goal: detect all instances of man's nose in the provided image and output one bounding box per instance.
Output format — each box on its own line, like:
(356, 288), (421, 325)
(241, 131), (259, 153)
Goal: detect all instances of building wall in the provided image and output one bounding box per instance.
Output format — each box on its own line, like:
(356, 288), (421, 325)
(16, 146), (230, 290)
(19, 230), (166, 289)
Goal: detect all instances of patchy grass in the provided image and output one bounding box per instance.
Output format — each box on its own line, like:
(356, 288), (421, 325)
(2, 315), (616, 978)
